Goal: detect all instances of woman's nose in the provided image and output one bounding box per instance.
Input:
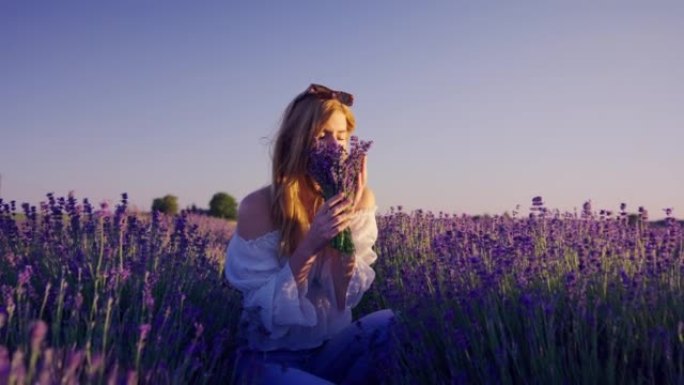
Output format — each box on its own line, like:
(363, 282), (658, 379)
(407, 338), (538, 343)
(322, 134), (336, 146)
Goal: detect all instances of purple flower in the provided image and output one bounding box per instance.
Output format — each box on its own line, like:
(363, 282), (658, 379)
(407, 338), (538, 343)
(532, 196), (543, 207)
(30, 320), (48, 348)
(582, 200), (593, 218)
(139, 323), (152, 342)
(18, 265), (33, 287)
(143, 272), (156, 311)
(308, 136), (372, 199)
(308, 136), (373, 254)
(0, 307), (7, 329)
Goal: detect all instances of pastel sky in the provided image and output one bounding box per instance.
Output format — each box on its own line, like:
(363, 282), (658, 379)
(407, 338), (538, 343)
(1, 1), (682, 219)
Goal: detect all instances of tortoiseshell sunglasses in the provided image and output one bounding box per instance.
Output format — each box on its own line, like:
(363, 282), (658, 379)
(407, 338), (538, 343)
(295, 83), (354, 107)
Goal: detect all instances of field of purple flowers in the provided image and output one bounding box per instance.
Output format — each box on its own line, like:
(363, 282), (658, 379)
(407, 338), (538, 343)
(1, 192), (683, 384)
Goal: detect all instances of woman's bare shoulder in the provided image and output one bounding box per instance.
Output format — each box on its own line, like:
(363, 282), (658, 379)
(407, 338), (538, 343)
(356, 186), (376, 210)
(236, 186), (276, 240)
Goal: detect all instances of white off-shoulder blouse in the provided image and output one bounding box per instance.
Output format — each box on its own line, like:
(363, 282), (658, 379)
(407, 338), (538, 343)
(224, 206), (379, 352)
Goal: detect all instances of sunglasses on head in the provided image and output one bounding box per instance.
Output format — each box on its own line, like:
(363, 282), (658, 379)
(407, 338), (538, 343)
(295, 83), (354, 107)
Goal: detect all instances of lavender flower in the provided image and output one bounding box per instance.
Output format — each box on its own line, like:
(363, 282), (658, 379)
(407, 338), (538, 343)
(582, 200), (593, 218)
(532, 196), (543, 207)
(2, 188), (684, 384)
(308, 136), (373, 255)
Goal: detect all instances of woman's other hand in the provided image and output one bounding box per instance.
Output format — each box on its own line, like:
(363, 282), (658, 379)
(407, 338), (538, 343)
(352, 155), (368, 212)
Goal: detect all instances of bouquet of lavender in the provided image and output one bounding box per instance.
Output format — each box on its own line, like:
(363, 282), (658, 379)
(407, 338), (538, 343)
(308, 136), (373, 255)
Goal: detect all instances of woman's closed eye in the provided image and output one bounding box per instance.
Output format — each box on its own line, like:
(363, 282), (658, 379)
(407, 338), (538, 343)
(316, 133), (347, 142)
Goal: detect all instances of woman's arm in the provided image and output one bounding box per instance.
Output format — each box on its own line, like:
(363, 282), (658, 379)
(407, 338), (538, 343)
(237, 191), (352, 289)
(227, 189), (320, 334)
(330, 248), (356, 311)
(226, 187), (361, 335)
(289, 239), (317, 287)
(330, 187), (376, 311)
(236, 188), (321, 288)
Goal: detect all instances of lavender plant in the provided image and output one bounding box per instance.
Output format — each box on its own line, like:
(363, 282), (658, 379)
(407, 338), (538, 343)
(1, 190), (683, 384)
(366, 198), (684, 385)
(308, 136), (373, 255)
(0, 192), (238, 384)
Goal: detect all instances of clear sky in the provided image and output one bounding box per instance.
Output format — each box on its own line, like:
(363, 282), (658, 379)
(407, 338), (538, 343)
(1, 1), (682, 219)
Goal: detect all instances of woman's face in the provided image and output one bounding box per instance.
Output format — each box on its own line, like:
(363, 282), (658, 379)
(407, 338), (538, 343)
(315, 110), (349, 151)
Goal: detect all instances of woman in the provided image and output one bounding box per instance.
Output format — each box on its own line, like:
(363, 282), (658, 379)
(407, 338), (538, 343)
(225, 84), (395, 384)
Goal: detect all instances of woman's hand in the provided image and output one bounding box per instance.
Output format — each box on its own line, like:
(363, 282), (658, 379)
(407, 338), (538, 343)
(351, 155), (368, 212)
(304, 192), (353, 254)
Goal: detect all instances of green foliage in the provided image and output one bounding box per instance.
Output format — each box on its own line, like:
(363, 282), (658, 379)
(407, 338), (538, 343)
(151, 194), (179, 215)
(187, 203), (208, 215)
(208, 192), (237, 220)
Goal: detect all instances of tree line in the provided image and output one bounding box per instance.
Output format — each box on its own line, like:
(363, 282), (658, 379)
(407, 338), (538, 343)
(152, 192), (237, 220)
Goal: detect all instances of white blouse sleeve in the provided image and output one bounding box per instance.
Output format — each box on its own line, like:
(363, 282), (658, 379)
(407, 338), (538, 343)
(345, 206), (379, 308)
(224, 232), (317, 339)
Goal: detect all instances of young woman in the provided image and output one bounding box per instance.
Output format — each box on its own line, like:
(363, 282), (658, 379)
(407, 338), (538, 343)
(225, 84), (395, 384)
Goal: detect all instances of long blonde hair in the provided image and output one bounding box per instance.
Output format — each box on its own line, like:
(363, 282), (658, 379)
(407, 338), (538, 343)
(271, 89), (356, 256)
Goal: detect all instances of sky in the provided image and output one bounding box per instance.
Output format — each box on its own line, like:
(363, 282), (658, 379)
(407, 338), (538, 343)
(1, 1), (682, 219)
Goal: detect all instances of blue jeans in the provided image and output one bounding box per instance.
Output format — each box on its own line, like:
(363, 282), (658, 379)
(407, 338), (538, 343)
(232, 309), (396, 385)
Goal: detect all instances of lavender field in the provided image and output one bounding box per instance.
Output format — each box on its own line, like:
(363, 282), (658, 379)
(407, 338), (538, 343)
(1, 192), (683, 384)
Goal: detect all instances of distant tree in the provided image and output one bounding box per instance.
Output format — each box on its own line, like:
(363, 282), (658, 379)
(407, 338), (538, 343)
(209, 192), (237, 220)
(186, 203), (208, 215)
(152, 194), (179, 215)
